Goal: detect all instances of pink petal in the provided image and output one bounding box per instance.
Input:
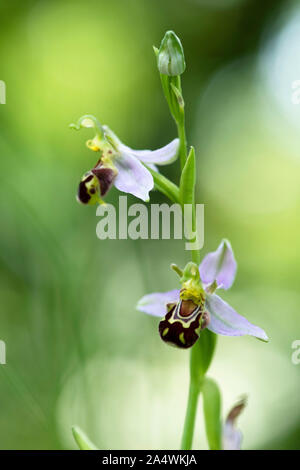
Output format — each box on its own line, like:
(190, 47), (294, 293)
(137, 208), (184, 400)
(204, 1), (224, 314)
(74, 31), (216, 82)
(113, 152), (153, 201)
(125, 139), (179, 166)
(136, 290), (180, 317)
(200, 239), (237, 290)
(205, 294), (268, 341)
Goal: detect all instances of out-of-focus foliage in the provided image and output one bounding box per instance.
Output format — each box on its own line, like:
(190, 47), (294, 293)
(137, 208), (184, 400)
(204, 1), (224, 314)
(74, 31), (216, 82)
(0, 0), (299, 450)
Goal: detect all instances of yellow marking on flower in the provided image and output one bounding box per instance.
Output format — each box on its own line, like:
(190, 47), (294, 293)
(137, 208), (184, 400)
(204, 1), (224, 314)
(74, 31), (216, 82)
(179, 262), (205, 306)
(179, 332), (186, 344)
(86, 139), (101, 152)
(180, 279), (205, 306)
(195, 324), (201, 337)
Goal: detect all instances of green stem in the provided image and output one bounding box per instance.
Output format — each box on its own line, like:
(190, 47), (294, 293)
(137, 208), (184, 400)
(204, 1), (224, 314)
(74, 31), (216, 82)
(180, 379), (200, 450)
(177, 99), (201, 450)
(177, 119), (187, 170)
(148, 167), (180, 204)
(157, 70), (216, 451)
(180, 243), (201, 450)
(191, 247), (200, 265)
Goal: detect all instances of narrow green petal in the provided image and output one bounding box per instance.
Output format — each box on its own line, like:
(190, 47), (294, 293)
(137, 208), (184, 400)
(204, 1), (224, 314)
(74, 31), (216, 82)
(157, 31), (186, 76)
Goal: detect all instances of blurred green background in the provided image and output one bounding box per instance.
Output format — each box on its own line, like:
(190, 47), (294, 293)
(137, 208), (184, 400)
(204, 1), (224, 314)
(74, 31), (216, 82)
(0, 0), (299, 450)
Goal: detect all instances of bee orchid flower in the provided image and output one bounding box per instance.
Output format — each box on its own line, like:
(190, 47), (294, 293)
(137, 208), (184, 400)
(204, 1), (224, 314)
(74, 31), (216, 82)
(137, 240), (268, 348)
(71, 115), (179, 204)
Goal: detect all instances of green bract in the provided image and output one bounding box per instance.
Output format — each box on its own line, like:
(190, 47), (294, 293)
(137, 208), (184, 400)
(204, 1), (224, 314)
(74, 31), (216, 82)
(202, 379), (222, 450)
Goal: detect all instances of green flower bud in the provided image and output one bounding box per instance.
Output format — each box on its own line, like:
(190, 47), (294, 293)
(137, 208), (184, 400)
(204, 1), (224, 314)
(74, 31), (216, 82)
(157, 31), (186, 76)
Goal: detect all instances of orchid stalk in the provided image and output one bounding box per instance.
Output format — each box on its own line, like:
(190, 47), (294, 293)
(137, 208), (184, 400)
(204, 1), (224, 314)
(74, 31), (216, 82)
(141, 31), (267, 450)
(71, 30), (268, 451)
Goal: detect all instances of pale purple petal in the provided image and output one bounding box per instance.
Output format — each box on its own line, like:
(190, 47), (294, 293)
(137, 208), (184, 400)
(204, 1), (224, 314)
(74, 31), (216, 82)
(200, 239), (237, 290)
(113, 151), (153, 201)
(205, 294), (268, 341)
(103, 125), (179, 166)
(223, 423), (243, 450)
(136, 290), (180, 317)
(125, 138), (179, 166)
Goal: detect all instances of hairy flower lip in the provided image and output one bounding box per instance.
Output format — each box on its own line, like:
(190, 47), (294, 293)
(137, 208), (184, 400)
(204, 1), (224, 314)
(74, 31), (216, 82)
(158, 301), (203, 349)
(77, 173), (95, 204)
(77, 171), (104, 205)
(91, 160), (118, 197)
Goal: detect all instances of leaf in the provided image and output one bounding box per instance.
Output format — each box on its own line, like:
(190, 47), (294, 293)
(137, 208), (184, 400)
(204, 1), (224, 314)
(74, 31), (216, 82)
(179, 146), (195, 207)
(190, 329), (217, 383)
(72, 426), (98, 450)
(202, 378), (222, 450)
